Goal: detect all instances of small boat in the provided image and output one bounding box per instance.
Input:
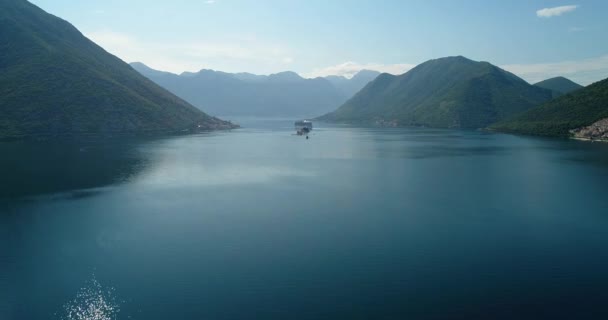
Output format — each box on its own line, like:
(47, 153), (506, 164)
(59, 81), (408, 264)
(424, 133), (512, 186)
(295, 120), (313, 136)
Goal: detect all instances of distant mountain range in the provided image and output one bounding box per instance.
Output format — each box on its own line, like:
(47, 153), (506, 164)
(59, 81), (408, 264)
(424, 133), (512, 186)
(131, 62), (379, 118)
(318, 56), (554, 129)
(325, 70), (381, 99)
(534, 77), (583, 98)
(491, 77), (608, 137)
(0, 0), (235, 140)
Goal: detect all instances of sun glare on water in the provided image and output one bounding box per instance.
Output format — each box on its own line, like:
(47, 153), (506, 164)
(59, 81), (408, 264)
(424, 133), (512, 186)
(59, 276), (120, 320)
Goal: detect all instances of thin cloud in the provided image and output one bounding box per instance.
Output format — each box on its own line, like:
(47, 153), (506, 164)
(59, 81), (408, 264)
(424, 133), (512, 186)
(205, 0), (216, 4)
(501, 55), (608, 86)
(86, 30), (132, 48)
(536, 5), (578, 18)
(84, 30), (607, 85)
(568, 26), (585, 32)
(305, 61), (416, 78)
(306, 56), (608, 85)
(84, 30), (293, 74)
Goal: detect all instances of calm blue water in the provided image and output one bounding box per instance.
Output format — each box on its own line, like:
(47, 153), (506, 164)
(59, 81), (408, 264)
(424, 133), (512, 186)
(2, 118), (608, 319)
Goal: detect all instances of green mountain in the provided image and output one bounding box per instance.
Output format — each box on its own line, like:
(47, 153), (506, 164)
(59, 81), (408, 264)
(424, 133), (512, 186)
(534, 76), (583, 98)
(318, 56), (553, 129)
(131, 63), (375, 118)
(0, 0), (235, 140)
(491, 77), (608, 137)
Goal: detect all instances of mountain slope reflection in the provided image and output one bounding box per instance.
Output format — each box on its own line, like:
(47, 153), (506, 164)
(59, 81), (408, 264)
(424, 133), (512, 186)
(0, 138), (152, 200)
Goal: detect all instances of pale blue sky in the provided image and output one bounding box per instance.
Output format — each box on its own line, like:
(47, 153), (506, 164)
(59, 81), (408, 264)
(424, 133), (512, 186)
(30, 0), (608, 84)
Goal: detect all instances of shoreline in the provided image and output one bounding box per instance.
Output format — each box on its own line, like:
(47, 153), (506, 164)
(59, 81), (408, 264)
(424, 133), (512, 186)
(571, 136), (608, 143)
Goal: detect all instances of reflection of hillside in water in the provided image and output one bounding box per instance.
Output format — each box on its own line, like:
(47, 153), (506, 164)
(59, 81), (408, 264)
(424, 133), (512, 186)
(0, 138), (152, 199)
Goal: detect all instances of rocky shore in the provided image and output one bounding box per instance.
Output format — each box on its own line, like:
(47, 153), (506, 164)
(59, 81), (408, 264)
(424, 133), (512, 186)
(570, 118), (608, 141)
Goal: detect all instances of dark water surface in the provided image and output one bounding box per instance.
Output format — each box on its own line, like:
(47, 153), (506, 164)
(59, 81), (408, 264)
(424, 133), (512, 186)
(3, 119), (608, 319)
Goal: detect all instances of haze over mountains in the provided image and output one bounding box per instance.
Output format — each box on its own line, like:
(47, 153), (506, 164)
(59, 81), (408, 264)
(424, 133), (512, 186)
(319, 56), (554, 129)
(325, 70), (382, 98)
(0, 0), (235, 140)
(533, 77), (583, 98)
(130, 62), (379, 118)
(2, 0), (606, 142)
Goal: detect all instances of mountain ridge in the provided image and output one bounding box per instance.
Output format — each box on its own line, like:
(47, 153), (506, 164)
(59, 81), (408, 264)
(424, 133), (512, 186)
(130, 63), (379, 117)
(0, 0), (235, 140)
(318, 56), (553, 129)
(534, 76), (583, 98)
(325, 69), (381, 99)
(491, 77), (608, 137)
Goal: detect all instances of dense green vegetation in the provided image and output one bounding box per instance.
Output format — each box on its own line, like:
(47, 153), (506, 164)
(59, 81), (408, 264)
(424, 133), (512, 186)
(131, 63), (378, 118)
(318, 56), (553, 129)
(491, 77), (608, 137)
(534, 76), (583, 98)
(0, 0), (234, 140)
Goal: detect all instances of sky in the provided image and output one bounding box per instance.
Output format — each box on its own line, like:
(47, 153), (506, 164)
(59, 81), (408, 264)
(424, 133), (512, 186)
(29, 0), (608, 85)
